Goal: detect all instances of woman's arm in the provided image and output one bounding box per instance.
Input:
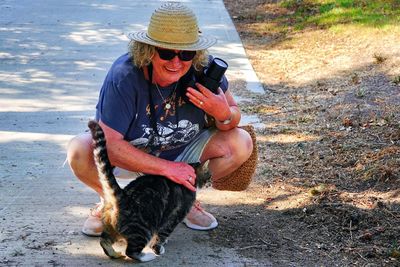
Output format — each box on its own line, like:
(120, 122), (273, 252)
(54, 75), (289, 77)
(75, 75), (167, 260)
(99, 120), (197, 191)
(213, 89), (240, 131)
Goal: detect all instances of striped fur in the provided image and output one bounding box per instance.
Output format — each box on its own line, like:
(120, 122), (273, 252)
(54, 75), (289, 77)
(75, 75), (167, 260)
(88, 120), (121, 229)
(88, 120), (200, 262)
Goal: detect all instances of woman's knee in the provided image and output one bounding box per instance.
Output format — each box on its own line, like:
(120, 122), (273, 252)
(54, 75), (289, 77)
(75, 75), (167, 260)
(231, 128), (253, 163)
(67, 133), (94, 172)
(201, 127), (253, 165)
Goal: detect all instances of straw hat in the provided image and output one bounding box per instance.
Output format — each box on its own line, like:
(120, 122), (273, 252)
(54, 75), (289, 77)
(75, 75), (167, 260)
(127, 2), (217, 51)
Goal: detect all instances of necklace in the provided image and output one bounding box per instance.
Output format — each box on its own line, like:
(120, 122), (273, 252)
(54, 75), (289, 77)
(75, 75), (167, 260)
(155, 82), (178, 110)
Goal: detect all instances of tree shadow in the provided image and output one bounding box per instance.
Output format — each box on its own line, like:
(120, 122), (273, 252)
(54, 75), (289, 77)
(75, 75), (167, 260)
(209, 199), (400, 266)
(236, 56), (399, 194)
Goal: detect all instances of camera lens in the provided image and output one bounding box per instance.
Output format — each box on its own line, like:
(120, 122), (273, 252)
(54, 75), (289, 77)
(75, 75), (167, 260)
(214, 58), (228, 68)
(206, 58), (228, 81)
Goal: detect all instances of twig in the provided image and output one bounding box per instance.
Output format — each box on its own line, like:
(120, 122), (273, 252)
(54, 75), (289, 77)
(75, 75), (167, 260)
(349, 220), (353, 241)
(238, 244), (269, 250)
(282, 236), (296, 243)
(262, 105), (323, 117)
(368, 133), (382, 142)
(357, 252), (368, 262)
(282, 236), (311, 251)
(259, 238), (278, 248)
(321, 251), (334, 260)
(382, 208), (400, 221)
(238, 238), (279, 250)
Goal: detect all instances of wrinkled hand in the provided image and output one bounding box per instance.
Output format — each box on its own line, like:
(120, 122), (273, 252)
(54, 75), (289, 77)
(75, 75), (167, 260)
(164, 161), (197, 192)
(186, 83), (231, 121)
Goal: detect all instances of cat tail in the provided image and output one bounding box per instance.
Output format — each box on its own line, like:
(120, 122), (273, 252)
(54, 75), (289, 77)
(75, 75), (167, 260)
(88, 120), (123, 201)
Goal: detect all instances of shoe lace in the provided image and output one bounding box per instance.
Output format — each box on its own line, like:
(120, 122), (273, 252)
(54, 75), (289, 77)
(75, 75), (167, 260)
(193, 200), (205, 213)
(90, 202), (103, 218)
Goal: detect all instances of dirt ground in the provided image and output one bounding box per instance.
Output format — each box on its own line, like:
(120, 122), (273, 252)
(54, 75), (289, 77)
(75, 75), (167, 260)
(206, 1), (400, 266)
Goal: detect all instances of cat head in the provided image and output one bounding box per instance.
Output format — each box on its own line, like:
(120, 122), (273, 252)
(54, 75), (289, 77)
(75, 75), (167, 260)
(190, 161), (212, 189)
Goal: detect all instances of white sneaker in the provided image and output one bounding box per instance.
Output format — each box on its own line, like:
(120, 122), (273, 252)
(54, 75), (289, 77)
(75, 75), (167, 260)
(183, 201), (218, 230)
(81, 203), (103, 237)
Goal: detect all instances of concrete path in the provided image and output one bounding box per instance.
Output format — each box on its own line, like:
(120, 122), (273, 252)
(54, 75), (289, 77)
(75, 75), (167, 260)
(0, 1), (265, 266)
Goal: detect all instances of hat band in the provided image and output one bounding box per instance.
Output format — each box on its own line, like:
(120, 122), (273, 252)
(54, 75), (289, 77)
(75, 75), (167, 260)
(146, 32), (199, 46)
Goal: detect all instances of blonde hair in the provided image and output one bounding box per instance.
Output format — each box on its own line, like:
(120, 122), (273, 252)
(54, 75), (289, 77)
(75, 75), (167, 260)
(128, 40), (209, 71)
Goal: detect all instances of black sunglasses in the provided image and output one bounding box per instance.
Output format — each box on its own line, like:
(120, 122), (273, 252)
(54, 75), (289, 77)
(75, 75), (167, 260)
(156, 48), (196, 61)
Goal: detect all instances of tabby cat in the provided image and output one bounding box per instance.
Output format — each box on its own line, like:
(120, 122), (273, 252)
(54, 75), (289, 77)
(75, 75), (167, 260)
(88, 120), (209, 262)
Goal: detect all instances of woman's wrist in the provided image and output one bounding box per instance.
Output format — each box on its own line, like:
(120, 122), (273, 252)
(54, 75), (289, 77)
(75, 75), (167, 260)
(215, 107), (239, 128)
(217, 113), (233, 125)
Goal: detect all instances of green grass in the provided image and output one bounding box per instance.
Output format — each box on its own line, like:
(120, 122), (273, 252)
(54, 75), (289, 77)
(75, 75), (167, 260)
(280, 0), (400, 29)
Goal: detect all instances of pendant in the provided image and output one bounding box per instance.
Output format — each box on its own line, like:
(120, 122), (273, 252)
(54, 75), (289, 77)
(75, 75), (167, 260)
(165, 103), (171, 110)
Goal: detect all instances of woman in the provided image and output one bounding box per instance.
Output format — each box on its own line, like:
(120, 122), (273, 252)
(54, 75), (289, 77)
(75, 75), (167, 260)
(67, 2), (253, 236)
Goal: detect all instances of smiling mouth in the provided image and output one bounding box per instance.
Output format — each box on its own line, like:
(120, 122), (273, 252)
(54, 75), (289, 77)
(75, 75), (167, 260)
(165, 66), (180, 72)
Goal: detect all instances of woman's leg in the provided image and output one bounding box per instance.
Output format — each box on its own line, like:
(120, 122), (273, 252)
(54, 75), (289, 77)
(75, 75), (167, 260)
(184, 127), (253, 230)
(67, 133), (104, 197)
(67, 133), (104, 236)
(200, 127), (253, 181)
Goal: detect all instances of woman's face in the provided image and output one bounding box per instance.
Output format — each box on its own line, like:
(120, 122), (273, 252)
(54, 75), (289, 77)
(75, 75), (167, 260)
(151, 48), (193, 87)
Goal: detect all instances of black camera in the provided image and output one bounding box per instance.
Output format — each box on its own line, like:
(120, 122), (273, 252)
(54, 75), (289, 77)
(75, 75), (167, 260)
(189, 57), (228, 94)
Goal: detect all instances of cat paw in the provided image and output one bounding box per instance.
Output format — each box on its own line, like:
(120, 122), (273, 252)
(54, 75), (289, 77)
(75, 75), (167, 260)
(154, 245), (165, 255)
(100, 240), (123, 259)
(131, 251), (157, 262)
(110, 251), (124, 259)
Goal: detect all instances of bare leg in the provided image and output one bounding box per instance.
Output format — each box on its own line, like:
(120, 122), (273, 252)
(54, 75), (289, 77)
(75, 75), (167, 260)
(183, 128), (253, 230)
(67, 133), (104, 197)
(200, 127), (253, 182)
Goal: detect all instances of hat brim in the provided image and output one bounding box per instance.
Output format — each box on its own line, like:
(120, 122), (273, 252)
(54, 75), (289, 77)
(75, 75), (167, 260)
(127, 31), (217, 51)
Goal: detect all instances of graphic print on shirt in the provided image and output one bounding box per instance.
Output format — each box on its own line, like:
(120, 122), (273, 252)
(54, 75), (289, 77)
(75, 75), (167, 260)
(130, 119), (200, 155)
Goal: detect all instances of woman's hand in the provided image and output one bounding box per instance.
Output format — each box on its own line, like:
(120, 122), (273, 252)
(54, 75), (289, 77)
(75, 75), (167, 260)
(98, 121), (198, 192)
(186, 83), (232, 122)
(163, 161), (197, 192)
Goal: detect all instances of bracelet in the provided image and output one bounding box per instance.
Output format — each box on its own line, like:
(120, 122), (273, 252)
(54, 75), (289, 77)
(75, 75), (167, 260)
(218, 114), (232, 125)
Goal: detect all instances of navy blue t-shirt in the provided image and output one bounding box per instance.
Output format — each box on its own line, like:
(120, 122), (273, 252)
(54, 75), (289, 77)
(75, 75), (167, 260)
(96, 53), (228, 160)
